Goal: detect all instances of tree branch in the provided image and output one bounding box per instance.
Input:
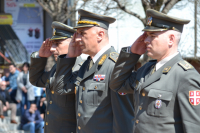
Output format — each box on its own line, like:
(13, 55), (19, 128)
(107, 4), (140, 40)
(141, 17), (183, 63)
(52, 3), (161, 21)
(162, 0), (179, 13)
(113, 0), (146, 25)
(36, 0), (53, 18)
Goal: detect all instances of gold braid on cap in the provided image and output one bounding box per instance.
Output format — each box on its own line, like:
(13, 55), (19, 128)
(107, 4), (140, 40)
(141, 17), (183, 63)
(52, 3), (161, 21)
(77, 21), (100, 26)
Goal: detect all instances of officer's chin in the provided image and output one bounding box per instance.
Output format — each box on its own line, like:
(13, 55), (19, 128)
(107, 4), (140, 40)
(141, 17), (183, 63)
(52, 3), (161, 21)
(54, 55), (58, 61)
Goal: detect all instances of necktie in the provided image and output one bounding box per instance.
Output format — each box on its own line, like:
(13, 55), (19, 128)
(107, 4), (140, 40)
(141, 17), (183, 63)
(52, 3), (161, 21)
(88, 59), (94, 70)
(150, 65), (156, 75)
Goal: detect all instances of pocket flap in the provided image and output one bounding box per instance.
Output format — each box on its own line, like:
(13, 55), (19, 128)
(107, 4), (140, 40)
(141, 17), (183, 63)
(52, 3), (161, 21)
(88, 83), (105, 91)
(148, 89), (173, 101)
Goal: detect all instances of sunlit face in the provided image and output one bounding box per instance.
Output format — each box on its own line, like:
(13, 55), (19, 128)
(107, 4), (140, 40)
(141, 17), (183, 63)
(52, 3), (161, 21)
(144, 31), (169, 60)
(50, 38), (71, 61)
(9, 65), (16, 74)
(0, 81), (7, 90)
(76, 27), (98, 55)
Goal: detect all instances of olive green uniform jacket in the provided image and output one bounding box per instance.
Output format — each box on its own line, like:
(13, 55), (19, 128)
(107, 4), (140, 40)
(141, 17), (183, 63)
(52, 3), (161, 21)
(110, 48), (200, 133)
(53, 47), (135, 133)
(29, 52), (83, 133)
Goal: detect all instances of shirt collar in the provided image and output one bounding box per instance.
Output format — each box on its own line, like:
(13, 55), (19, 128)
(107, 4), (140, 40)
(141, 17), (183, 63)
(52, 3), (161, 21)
(156, 52), (179, 71)
(92, 44), (111, 63)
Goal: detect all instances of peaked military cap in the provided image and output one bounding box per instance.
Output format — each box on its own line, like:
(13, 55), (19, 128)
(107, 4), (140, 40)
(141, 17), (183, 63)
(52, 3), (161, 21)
(74, 9), (116, 30)
(143, 9), (190, 33)
(50, 21), (76, 41)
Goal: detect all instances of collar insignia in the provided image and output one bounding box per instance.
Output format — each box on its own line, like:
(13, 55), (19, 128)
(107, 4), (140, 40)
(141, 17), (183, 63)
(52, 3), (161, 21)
(98, 54), (107, 65)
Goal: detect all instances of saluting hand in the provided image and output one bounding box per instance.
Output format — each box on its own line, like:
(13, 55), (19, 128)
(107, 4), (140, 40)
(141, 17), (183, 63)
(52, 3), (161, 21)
(67, 32), (82, 58)
(131, 32), (147, 55)
(39, 38), (52, 57)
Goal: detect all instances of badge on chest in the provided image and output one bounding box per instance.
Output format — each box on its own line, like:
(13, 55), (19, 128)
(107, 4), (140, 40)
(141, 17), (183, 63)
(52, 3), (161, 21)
(93, 75), (105, 81)
(155, 94), (162, 109)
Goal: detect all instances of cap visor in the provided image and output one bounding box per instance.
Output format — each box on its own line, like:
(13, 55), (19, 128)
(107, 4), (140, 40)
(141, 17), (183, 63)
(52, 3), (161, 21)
(73, 24), (94, 29)
(49, 35), (68, 41)
(142, 26), (167, 32)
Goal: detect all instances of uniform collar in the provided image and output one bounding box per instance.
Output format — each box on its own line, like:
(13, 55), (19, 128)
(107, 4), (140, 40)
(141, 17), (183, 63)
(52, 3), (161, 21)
(92, 44), (111, 63)
(156, 52), (179, 71)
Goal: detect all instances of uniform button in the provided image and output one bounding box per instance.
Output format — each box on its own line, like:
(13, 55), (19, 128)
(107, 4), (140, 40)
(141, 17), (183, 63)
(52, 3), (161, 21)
(80, 100), (82, 103)
(136, 120), (139, 124)
(51, 91), (54, 94)
(139, 106), (142, 110)
(47, 111), (49, 115)
(83, 87), (85, 91)
(95, 86), (97, 89)
(50, 101), (52, 104)
(142, 92), (145, 96)
(46, 122), (48, 125)
(78, 126), (81, 130)
(78, 113), (81, 117)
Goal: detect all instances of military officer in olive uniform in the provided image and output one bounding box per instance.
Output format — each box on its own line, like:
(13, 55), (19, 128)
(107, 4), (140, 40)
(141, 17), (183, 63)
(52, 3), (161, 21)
(110, 9), (200, 133)
(53, 9), (135, 133)
(29, 21), (83, 133)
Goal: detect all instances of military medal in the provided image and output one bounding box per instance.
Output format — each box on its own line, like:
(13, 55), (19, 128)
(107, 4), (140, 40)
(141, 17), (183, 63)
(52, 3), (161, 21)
(118, 92), (127, 95)
(94, 75), (105, 81)
(155, 99), (162, 109)
(155, 94), (162, 109)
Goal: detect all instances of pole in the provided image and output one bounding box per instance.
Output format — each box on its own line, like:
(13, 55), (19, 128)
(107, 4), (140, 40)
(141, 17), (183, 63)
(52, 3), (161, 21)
(194, 0), (197, 57)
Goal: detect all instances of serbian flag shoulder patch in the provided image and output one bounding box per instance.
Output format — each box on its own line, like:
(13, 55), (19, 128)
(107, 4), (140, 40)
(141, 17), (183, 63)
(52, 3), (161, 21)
(189, 91), (200, 106)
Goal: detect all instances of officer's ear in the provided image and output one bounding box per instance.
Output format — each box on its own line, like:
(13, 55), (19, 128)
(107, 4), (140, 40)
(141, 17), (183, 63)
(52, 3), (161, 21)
(168, 33), (175, 47)
(97, 29), (104, 43)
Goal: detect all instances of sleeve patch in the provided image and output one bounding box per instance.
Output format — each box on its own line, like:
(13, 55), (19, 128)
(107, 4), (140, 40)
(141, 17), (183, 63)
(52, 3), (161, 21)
(189, 91), (200, 106)
(178, 60), (194, 70)
(109, 52), (119, 63)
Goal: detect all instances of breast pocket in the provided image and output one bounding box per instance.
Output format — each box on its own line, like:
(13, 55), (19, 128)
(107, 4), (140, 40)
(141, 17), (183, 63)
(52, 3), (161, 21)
(86, 83), (106, 106)
(146, 89), (173, 117)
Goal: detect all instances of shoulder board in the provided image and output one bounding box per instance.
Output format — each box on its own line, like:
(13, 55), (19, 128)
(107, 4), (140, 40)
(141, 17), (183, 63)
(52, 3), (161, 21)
(178, 60), (194, 70)
(109, 52), (119, 63)
(98, 54), (108, 65)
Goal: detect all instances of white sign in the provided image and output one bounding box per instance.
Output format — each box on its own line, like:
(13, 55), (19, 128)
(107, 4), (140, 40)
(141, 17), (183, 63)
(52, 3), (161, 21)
(4, 0), (43, 55)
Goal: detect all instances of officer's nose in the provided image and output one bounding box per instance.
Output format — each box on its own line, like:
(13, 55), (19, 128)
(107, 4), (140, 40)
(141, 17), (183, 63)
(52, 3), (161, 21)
(144, 36), (150, 44)
(75, 33), (82, 43)
(50, 44), (57, 52)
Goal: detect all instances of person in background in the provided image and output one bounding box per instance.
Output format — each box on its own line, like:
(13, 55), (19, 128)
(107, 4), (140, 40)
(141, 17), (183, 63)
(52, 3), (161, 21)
(0, 81), (17, 124)
(0, 69), (4, 83)
(16, 62), (35, 115)
(33, 86), (44, 110)
(2, 71), (10, 90)
(8, 64), (19, 104)
(20, 103), (44, 133)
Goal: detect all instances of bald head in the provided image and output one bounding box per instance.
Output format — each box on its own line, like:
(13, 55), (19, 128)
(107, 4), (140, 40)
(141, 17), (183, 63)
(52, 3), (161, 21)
(0, 81), (7, 90)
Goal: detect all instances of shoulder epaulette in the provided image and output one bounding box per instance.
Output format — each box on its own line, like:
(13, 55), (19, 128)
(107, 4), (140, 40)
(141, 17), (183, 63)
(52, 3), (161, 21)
(178, 60), (194, 70)
(109, 52), (119, 63)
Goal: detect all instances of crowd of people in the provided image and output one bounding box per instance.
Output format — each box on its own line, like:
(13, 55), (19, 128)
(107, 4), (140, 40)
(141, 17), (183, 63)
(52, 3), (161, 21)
(0, 63), (46, 132)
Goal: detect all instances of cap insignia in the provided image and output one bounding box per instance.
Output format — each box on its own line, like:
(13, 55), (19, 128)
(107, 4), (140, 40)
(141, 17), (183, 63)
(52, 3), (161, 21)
(77, 20), (100, 26)
(53, 28), (56, 36)
(78, 13), (81, 21)
(147, 16), (152, 26)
